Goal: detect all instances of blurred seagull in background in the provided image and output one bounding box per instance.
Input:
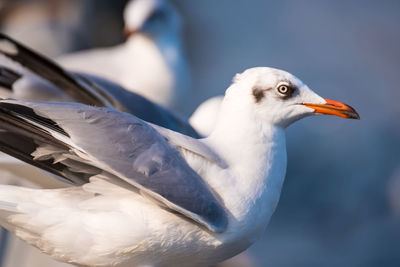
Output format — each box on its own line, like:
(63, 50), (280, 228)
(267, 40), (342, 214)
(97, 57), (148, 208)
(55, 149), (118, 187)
(0, 64), (359, 266)
(0, 33), (199, 138)
(58, 0), (190, 110)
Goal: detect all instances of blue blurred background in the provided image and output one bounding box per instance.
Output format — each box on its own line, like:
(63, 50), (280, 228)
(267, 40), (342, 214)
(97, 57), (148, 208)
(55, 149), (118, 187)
(1, 0), (399, 266)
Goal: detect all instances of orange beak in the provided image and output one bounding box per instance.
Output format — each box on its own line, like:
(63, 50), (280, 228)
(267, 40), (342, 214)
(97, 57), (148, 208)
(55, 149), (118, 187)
(124, 27), (138, 39)
(303, 99), (360, 119)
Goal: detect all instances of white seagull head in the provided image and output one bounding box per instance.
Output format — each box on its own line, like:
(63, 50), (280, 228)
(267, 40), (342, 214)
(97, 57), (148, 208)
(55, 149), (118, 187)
(221, 67), (359, 129)
(123, 0), (181, 38)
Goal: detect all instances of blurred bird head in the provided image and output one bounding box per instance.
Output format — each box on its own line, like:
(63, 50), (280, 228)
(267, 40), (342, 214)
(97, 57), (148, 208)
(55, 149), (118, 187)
(123, 0), (181, 39)
(222, 67), (359, 129)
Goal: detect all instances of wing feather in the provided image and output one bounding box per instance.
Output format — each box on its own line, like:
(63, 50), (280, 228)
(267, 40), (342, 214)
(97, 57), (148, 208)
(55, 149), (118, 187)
(0, 100), (228, 232)
(150, 123), (227, 168)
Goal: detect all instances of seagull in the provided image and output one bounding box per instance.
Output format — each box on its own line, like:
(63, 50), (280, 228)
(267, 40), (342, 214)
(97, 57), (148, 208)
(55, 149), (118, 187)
(0, 32), (199, 138)
(0, 66), (359, 266)
(58, 0), (190, 109)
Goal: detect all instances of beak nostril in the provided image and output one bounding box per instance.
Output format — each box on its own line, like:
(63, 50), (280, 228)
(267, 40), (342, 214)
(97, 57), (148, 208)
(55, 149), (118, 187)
(329, 103), (341, 108)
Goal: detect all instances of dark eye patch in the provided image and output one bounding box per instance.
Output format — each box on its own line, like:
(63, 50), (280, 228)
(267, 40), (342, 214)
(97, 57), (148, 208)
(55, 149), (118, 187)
(252, 87), (270, 103)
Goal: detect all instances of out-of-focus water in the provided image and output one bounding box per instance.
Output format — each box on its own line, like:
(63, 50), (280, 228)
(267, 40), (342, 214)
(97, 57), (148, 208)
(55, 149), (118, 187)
(1, 0), (399, 266)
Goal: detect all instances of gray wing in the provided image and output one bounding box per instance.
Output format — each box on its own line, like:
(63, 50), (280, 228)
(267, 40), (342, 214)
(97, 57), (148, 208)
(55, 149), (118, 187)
(0, 99), (228, 232)
(0, 33), (200, 138)
(75, 73), (201, 138)
(150, 123), (228, 168)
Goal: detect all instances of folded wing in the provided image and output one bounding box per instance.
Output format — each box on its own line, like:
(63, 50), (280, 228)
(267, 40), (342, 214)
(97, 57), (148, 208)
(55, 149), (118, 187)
(0, 99), (227, 232)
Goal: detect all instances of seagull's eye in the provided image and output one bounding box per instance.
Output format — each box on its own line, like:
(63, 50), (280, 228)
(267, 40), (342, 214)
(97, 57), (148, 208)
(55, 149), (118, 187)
(277, 85), (289, 94)
(277, 84), (295, 98)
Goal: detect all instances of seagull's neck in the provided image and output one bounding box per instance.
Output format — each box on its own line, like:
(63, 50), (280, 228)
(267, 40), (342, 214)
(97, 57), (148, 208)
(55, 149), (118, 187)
(205, 100), (287, 239)
(126, 30), (184, 71)
(126, 30), (189, 109)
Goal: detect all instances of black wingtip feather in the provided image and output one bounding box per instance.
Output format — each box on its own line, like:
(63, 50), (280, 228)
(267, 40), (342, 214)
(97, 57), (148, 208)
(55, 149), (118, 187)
(0, 101), (69, 137)
(0, 67), (21, 90)
(0, 100), (90, 185)
(0, 33), (114, 108)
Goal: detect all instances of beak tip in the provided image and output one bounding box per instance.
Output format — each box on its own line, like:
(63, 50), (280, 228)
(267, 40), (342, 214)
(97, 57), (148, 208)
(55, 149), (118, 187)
(349, 112), (360, 120)
(344, 105), (360, 120)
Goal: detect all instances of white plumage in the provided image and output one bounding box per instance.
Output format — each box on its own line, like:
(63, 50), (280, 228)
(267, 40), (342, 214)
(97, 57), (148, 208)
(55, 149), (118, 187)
(0, 67), (359, 266)
(190, 96), (223, 137)
(58, 0), (190, 109)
